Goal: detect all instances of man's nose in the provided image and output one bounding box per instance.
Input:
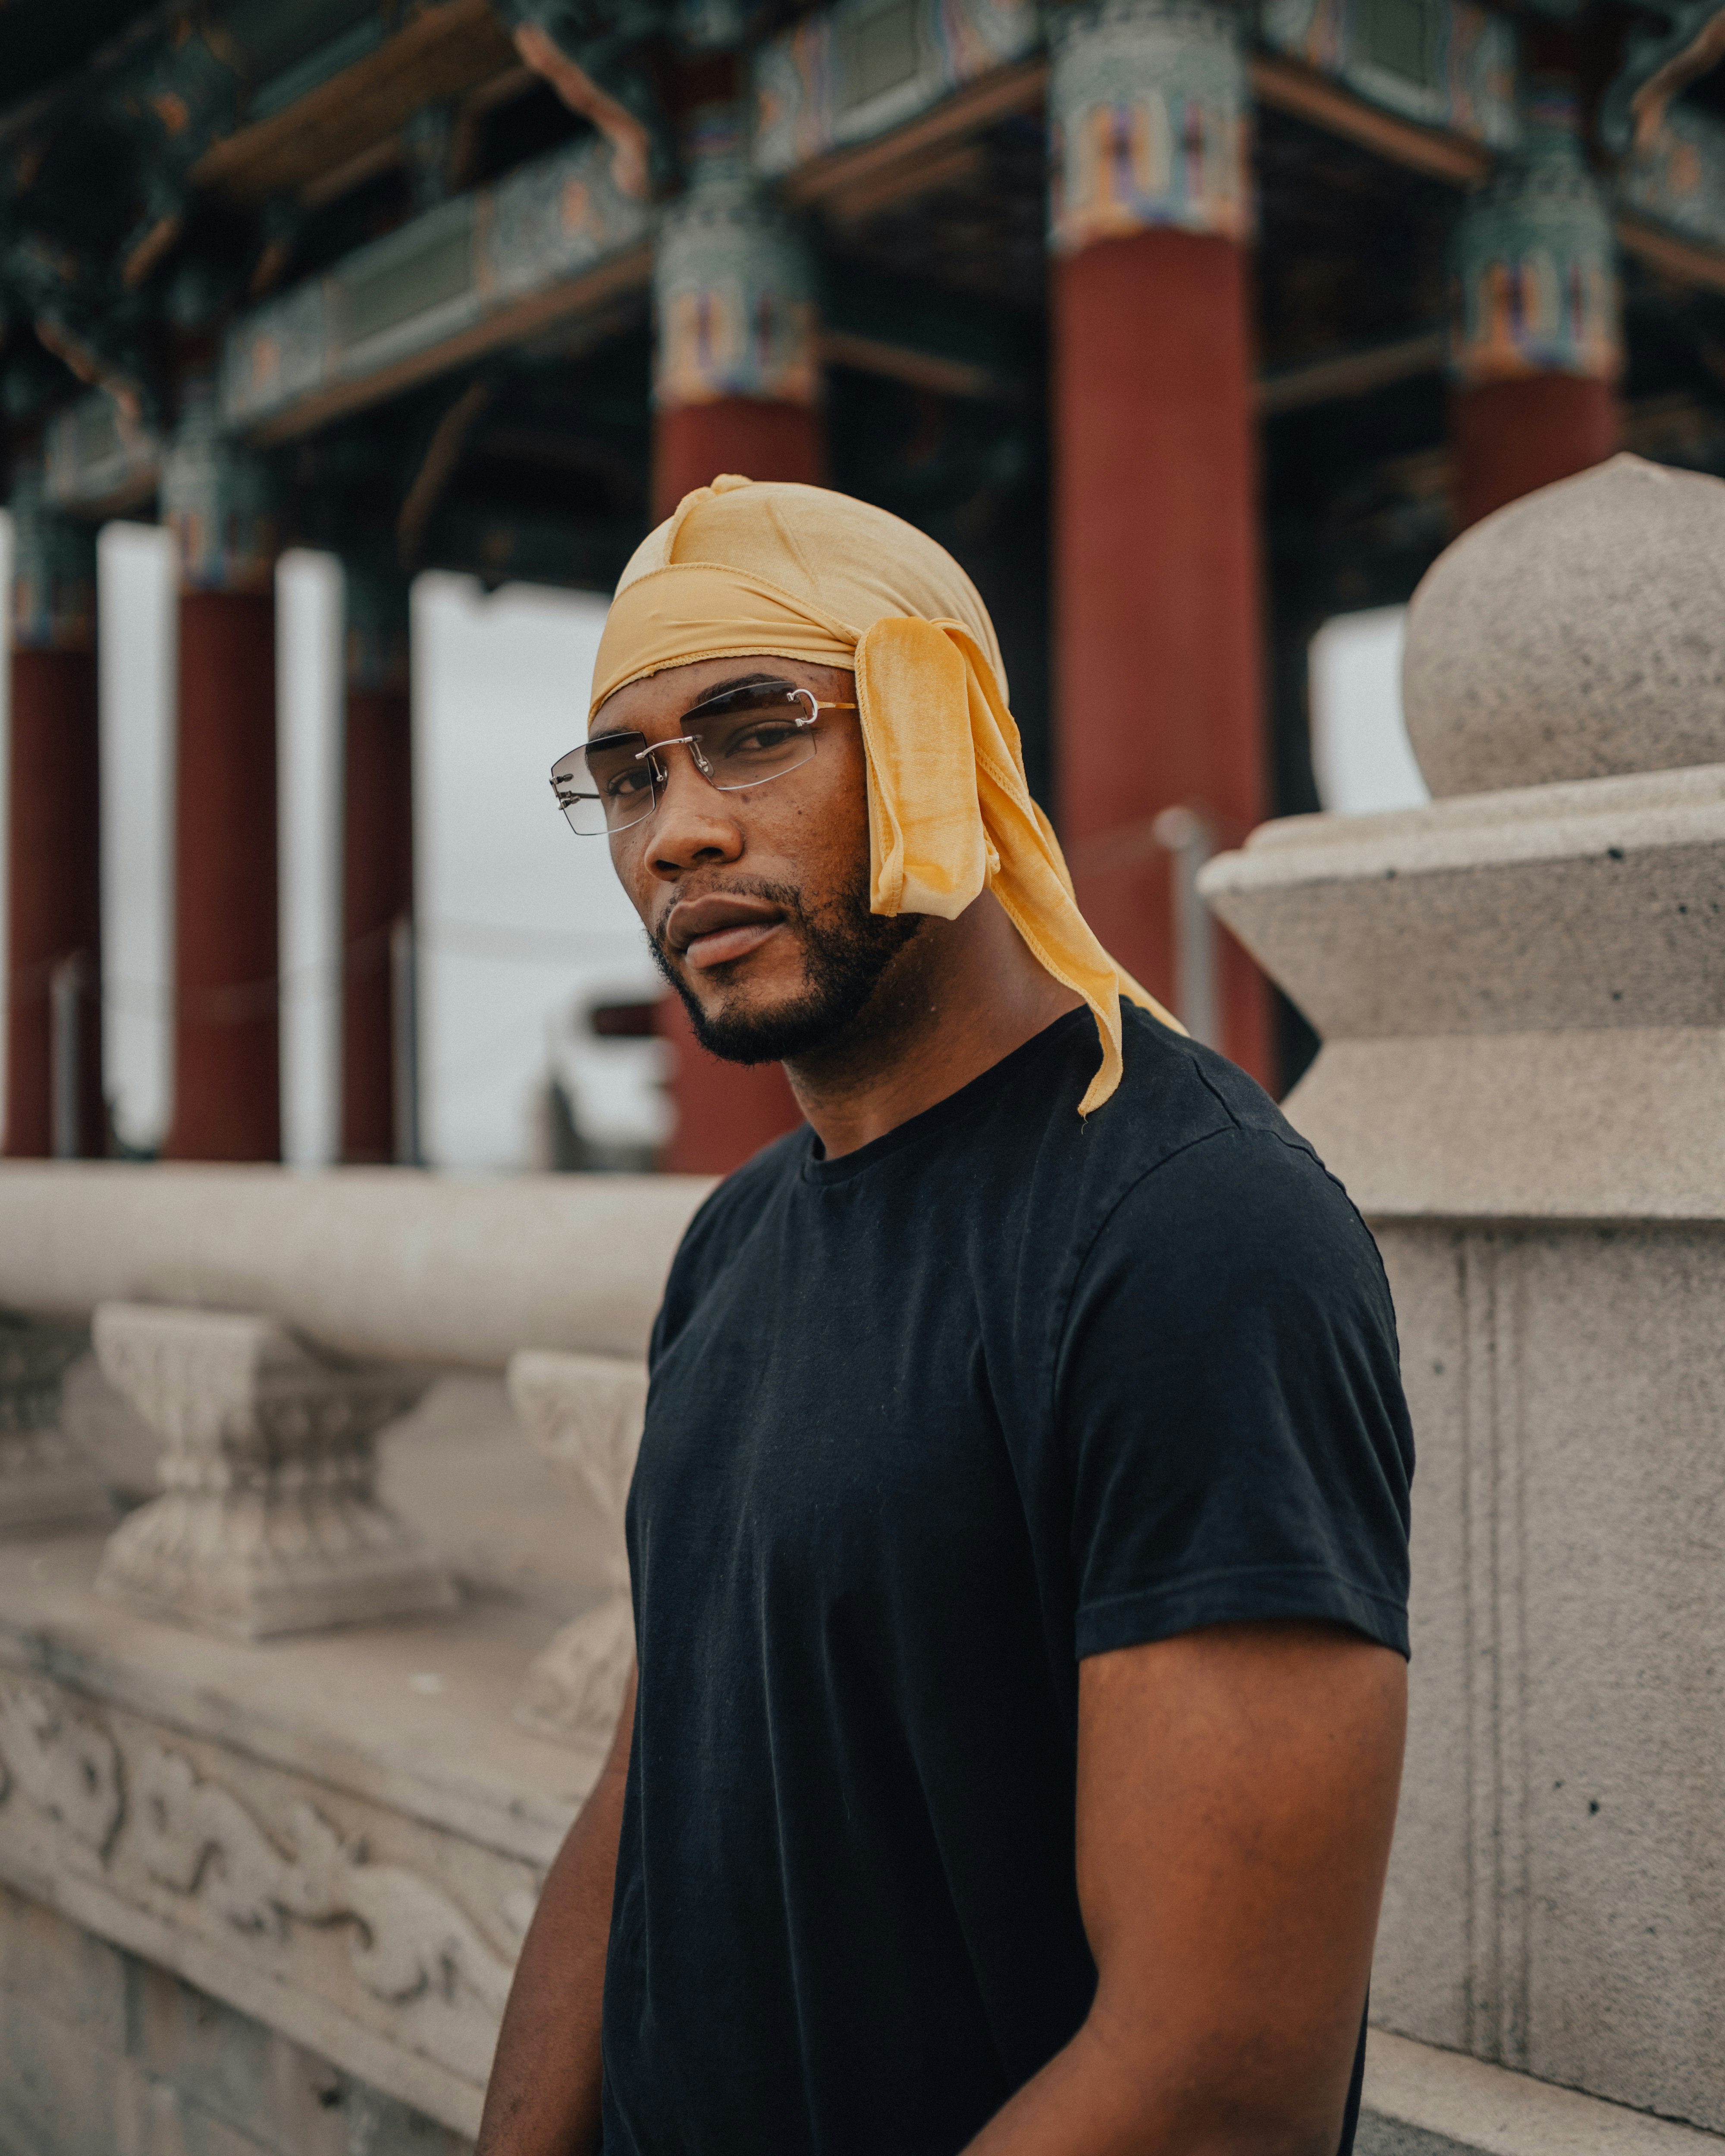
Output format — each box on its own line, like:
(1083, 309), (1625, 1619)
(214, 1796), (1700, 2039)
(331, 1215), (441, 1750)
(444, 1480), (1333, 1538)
(646, 745), (743, 878)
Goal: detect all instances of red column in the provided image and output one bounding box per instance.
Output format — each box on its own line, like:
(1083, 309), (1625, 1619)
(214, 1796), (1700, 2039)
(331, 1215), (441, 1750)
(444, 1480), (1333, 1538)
(1452, 378), (1618, 530)
(1449, 86), (1622, 530)
(1052, 232), (1272, 1085)
(164, 592), (280, 1160)
(339, 567), (414, 1165)
(3, 472), (101, 1155)
(652, 389), (817, 1175)
(654, 399), (824, 521)
(160, 388), (282, 1161)
(650, 102), (821, 1174)
(1047, 2), (1271, 1085)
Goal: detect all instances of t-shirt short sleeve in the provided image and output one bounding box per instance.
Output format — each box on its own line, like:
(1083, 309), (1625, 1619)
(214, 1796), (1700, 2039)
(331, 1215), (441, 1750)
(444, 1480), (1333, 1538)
(1056, 1125), (1414, 1661)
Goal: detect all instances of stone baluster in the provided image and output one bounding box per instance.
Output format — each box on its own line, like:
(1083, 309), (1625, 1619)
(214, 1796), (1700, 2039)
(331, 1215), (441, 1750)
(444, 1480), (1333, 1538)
(0, 1309), (112, 1535)
(506, 1350), (646, 1745)
(92, 1302), (455, 1640)
(1200, 454), (1725, 2128)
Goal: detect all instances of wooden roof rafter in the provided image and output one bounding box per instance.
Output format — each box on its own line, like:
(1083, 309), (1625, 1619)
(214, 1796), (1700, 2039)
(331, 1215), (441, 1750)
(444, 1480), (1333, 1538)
(189, 0), (519, 209)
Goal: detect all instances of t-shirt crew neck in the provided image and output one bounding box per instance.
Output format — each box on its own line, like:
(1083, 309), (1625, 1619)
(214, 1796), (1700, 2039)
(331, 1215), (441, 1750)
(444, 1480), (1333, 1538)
(800, 1003), (1094, 1185)
(602, 1002), (1414, 2156)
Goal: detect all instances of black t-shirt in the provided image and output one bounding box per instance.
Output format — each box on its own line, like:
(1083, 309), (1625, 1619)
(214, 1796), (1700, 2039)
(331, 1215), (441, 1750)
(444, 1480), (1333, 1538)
(601, 1004), (1413, 2156)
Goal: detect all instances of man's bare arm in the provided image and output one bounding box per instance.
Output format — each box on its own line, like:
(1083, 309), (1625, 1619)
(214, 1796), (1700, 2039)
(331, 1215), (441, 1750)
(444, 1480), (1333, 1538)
(965, 1621), (1406, 2156)
(477, 1665), (637, 2156)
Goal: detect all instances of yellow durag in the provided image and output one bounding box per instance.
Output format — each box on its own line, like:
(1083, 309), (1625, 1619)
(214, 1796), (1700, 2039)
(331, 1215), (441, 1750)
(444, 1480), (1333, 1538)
(591, 475), (1181, 1115)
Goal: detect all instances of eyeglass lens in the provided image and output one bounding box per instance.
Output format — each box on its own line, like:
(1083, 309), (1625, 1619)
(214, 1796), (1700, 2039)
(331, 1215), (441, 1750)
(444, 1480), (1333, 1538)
(552, 682), (819, 836)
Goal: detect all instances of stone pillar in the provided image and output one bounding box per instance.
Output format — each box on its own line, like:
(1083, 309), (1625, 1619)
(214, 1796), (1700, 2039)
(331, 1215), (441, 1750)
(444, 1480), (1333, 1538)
(341, 564), (415, 1166)
(0, 1309), (111, 1536)
(651, 101), (816, 1173)
(159, 385), (282, 1163)
(506, 1350), (645, 1746)
(92, 1301), (455, 1641)
(4, 466), (103, 1158)
(1202, 456), (1725, 2131)
(1449, 84), (1621, 530)
(1049, 0), (1271, 1086)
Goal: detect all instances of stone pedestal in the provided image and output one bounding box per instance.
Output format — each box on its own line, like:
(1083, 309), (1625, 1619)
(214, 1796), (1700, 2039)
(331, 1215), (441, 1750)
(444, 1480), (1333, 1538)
(1201, 456), (1725, 2133)
(0, 1311), (111, 1536)
(1049, 0), (1271, 1085)
(92, 1303), (455, 1642)
(505, 1350), (646, 1745)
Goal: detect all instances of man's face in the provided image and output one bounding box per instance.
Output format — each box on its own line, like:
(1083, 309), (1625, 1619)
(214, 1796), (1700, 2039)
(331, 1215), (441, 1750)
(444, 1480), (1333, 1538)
(592, 655), (919, 1065)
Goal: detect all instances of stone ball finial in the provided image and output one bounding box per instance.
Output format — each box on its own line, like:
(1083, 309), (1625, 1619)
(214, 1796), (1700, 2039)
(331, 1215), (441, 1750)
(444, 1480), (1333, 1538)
(1402, 454), (1725, 798)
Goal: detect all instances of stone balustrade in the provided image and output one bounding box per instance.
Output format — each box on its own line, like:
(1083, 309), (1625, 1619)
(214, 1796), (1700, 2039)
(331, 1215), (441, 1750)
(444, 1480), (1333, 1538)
(0, 1307), (111, 1536)
(0, 1166), (709, 2146)
(508, 1351), (647, 1745)
(91, 1304), (454, 1640)
(0, 1161), (710, 1366)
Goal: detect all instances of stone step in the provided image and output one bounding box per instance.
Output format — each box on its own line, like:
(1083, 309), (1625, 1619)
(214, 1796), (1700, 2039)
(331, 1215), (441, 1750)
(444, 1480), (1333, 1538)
(1362, 2031), (1725, 2156)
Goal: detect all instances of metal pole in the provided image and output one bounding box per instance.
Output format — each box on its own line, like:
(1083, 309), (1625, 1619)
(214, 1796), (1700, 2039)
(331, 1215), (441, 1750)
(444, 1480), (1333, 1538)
(390, 913), (420, 1167)
(49, 953), (83, 1159)
(1151, 806), (1219, 1049)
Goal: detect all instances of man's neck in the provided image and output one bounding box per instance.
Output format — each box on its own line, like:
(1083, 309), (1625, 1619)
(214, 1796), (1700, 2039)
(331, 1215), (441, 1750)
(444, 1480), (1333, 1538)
(783, 890), (1084, 1159)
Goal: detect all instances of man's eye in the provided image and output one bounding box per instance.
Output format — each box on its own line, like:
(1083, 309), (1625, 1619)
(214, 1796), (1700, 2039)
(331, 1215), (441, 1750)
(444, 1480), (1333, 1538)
(730, 724), (799, 755)
(605, 766), (652, 800)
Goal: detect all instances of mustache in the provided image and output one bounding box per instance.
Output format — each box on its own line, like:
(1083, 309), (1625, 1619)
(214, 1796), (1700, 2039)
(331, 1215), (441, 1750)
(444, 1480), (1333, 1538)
(651, 877), (809, 961)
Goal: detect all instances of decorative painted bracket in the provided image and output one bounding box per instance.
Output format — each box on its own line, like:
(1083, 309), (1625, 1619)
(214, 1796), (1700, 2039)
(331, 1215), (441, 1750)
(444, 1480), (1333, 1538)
(506, 1349), (647, 1745)
(91, 1304), (455, 1642)
(0, 1310), (112, 1538)
(1602, 0), (1725, 154)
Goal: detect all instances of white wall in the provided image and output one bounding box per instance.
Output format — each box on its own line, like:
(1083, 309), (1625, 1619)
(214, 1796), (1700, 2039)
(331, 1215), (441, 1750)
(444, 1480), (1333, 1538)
(98, 522), (176, 1153)
(414, 572), (660, 1171)
(276, 549), (344, 1168)
(1308, 606), (1429, 818)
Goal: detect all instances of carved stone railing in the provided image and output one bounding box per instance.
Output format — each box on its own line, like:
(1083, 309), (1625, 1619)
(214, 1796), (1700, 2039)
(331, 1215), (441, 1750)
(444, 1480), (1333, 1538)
(92, 1304), (454, 1640)
(0, 1165), (710, 2139)
(0, 1163), (708, 1366)
(0, 1307), (111, 1536)
(507, 1351), (646, 1745)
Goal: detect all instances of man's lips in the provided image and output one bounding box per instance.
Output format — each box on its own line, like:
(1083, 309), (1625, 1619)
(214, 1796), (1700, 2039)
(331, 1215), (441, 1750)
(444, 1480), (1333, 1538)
(665, 894), (787, 971)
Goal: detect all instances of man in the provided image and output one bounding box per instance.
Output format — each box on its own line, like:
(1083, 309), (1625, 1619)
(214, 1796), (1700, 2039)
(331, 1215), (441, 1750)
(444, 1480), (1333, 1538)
(479, 476), (1413, 2156)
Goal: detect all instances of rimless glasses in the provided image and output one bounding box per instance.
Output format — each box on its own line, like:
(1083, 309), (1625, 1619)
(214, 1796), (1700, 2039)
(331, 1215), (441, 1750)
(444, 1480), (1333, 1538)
(550, 677), (856, 837)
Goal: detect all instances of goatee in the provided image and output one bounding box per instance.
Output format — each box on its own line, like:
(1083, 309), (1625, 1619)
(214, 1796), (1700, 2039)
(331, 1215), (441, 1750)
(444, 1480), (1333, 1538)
(650, 868), (920, 1066)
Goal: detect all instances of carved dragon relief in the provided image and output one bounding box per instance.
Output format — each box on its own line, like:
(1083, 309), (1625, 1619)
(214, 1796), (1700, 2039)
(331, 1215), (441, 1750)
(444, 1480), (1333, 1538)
(0, 1683), (124, 1858)
(0, 1677), (527, 2041)
(131, 1745), (518, 2015)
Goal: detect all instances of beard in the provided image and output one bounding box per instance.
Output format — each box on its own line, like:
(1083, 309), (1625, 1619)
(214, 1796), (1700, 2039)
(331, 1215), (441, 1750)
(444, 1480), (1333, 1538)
(649, 867), (922, 1066)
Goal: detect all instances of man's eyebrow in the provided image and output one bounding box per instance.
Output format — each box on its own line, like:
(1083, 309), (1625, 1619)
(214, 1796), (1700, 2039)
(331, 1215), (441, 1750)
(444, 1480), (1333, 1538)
(589, 671), (789, 738)
(686, 671), (788, 702)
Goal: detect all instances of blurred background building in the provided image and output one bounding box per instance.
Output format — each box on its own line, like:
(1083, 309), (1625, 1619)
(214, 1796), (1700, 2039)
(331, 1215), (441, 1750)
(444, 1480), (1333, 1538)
(3, 0), (1722, 1175)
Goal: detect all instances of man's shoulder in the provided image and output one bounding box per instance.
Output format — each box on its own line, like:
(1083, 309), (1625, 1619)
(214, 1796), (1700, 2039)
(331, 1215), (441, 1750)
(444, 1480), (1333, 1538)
(1079, 1006), (1388, 1310)
(1060, 1003), (1308, 1185)
(1040, 1005), (1381, 1281)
